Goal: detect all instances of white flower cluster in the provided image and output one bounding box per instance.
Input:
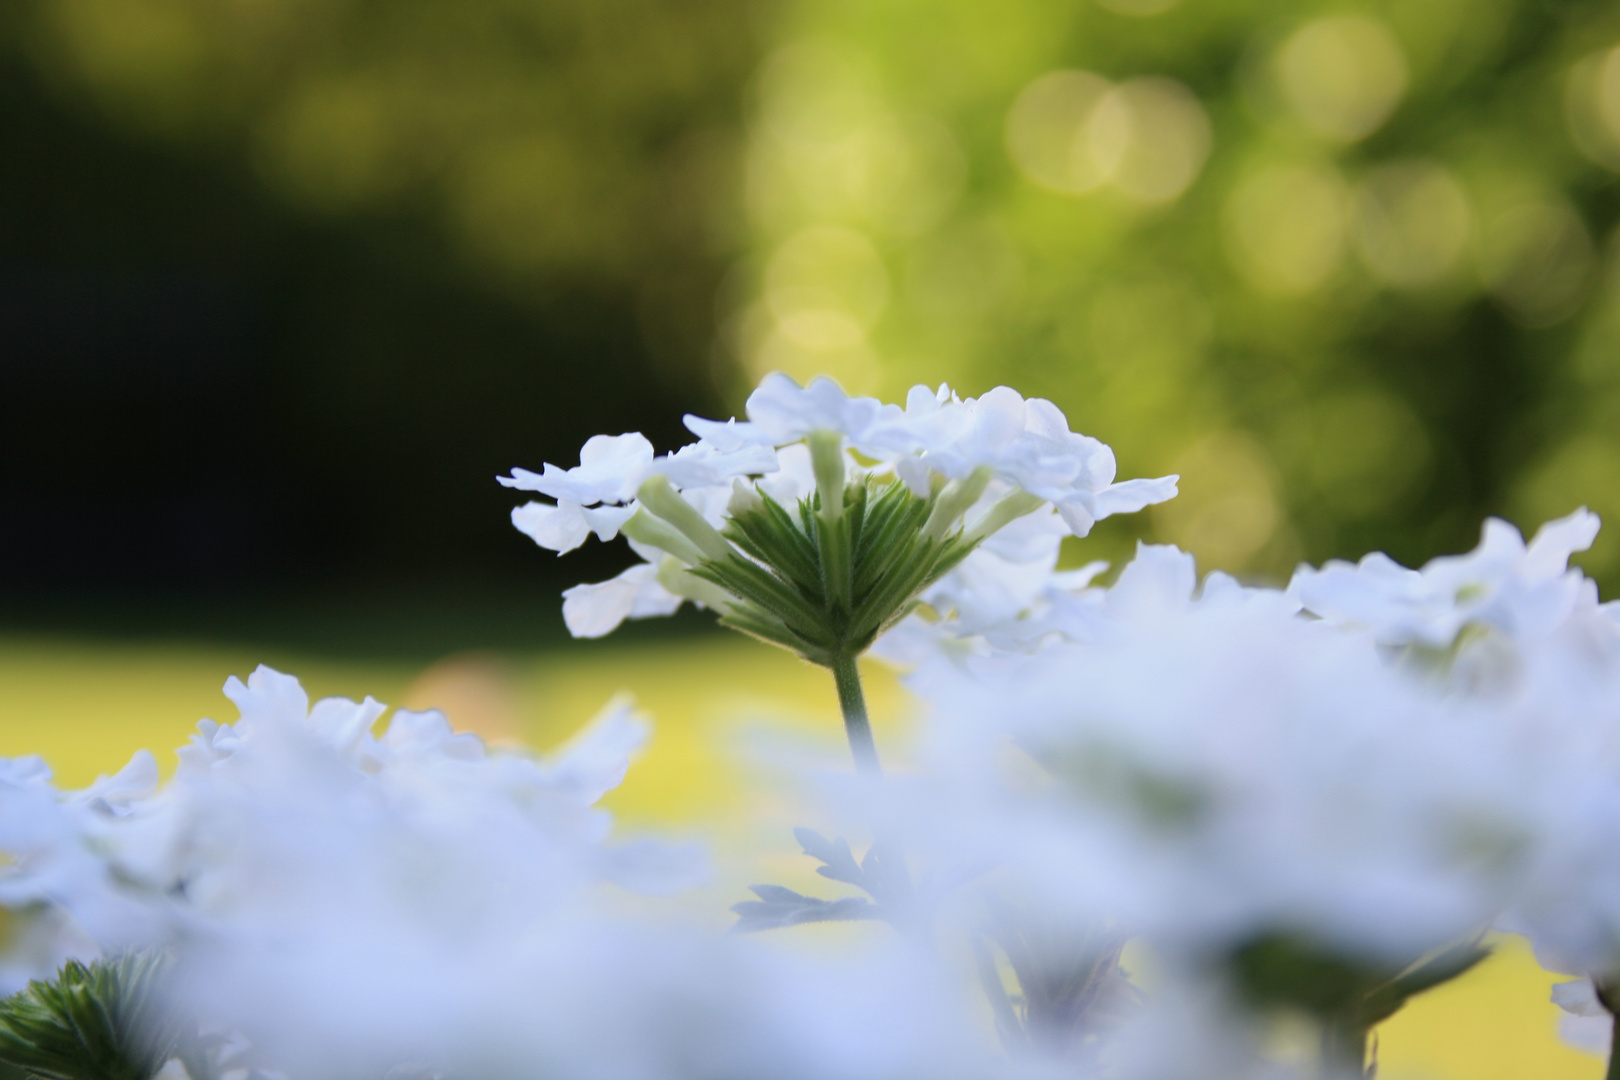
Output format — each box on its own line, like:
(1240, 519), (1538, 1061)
(500, 374), (1176, 639)
(0, 668), (1000, 1080)
(869, 509), (1620, 1061)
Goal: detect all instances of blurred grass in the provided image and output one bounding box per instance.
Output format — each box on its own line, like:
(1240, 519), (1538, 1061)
(0, 633), (1601, 1079)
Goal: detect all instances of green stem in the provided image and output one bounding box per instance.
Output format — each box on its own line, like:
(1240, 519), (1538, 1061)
(1594, 980), (1620, 1080)
(831, 652), (881, 774)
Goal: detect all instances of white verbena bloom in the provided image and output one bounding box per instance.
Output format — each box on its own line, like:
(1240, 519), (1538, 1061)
(502, 372), (1176, 649)
(1290, 508), (1601, 651)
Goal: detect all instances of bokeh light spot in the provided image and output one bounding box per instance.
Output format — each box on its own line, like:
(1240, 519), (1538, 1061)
(1224, 161), (1350, 295)
(1007, 71), (1210, 203)
(1565, 45), (1620, 172)
(765, 224), (890, 330)
(1276, 15), (1408, 142)
(841, 113), (967, 235)
(1352, 161), (1472, 289)
(1006, 70), (1117, 195)
(746, 225), (891, 390)
(757, 38), (882, 155)
(1476, 200), (1595, 326)
(1105, 78), (1213, 204)
(1093, 0), (1181, 17)
(1153, 431), (1283, 572)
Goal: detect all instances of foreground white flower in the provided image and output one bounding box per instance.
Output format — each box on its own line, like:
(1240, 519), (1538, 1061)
(0, 668), (1010, 1080)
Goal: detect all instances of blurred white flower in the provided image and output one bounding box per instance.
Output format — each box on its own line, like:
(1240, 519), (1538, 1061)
(889, 545), (1541, 970)
(1290, 508), (1600, 650)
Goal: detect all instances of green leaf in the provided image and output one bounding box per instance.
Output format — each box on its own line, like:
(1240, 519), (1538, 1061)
(1358, 940), (1491, 1027)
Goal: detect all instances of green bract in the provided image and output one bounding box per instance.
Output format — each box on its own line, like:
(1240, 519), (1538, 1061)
(695, 473), (974, 668)
(0, 953), (184, 1080)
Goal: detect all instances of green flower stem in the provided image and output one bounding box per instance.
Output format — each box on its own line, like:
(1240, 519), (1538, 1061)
(656, 559), (737, 610)
(1600, 980), (1620, 1080)
(807, 431), (846, 523)
(831, 652), (882, 774)
(922, 466), (992, 539)
(637, 475), (734, 562)
(966, 490), (1046, 544)
(621, 509), (707, 566)
(809, 432), (853, 611)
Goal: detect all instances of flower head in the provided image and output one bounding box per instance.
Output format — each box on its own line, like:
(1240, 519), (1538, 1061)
(500, 373), (1176, 655)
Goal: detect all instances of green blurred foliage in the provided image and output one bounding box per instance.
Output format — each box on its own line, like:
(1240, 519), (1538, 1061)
(0, 0), (767, 600)
(6, 0), (1620, 594)
(726, 0), (1620, 584)
(7, 0), (765, 378)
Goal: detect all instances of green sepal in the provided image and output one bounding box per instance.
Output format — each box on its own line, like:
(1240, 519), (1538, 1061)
(0, 951), (186, 1080)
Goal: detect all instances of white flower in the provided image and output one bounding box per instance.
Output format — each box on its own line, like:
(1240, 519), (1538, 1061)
(888, 545), (1539, 968)
(1290, 509), (1601, 649)
(681, 375), (1177, 537)
(78, 678), (985, 1080)
(505, 374), (1174, 654)
(650, 440), (779, 490)
(0, 752), (174, 992)
(500, 432), (773, 556)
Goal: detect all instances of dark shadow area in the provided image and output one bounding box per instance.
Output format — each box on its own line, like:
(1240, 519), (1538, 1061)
(0, 51), (727, 654)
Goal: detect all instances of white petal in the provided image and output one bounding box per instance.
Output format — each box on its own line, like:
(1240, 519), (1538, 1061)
(76, 751), (159, 811)
(506, 433), (654, 506)
(1054, 496), (1099, 536)
(307, 696), (388, 755)
(1091, 475), (1180, 517)
(561, 563), (681, 638)
(512, 501), (591, 553)
(681, 415), (776, 452)
(1553, 978), (1608, 1017)
(1106, 543), (1198, 615)
(224, 666), (310, 728)
(581, 503), (636, 541)
(652, 441), (778, 489)
(1559, 1013), (1613, 1057)
(1526, 507), (1601, 581)
(547, 696), (649, 804)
